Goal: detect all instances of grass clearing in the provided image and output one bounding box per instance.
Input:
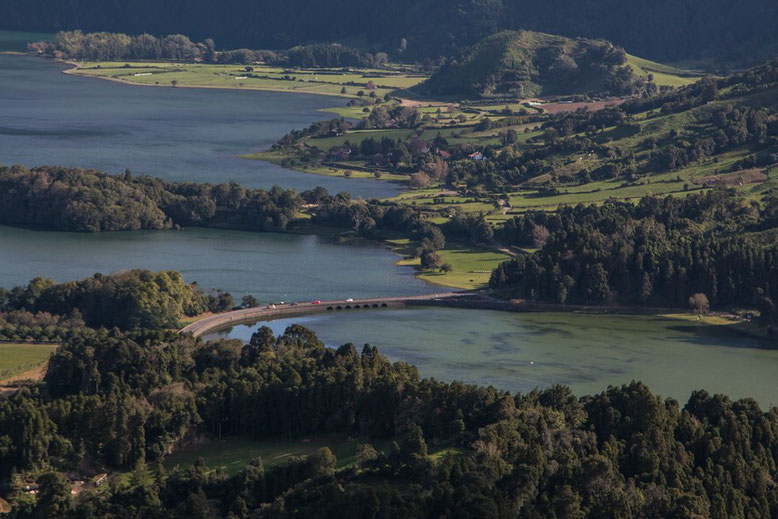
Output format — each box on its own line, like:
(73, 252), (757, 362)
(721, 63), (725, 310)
(0, 343), (58, 381)
(626, 55), (705, 87)
(163, 436), (389, 476)
(388, 238), (509, 290)
(417, 245), (509, 289)
(163, 435), (461, 477)
(242, 150), (408, 182)
(661, 313), (770, 340)
(308, 126), (503, 151)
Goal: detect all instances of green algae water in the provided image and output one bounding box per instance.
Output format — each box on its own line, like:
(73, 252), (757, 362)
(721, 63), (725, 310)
(210, 308), (778, 408)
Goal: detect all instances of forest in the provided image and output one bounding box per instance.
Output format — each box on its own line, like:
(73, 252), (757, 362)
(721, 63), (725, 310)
(0, 165), (302, 232)
(2, 0), (777, 66)
(0, 270), (233, 331)
(491, 190), (778, 327)
(28, 30), (386, 68)
(0, 315), (777, 517)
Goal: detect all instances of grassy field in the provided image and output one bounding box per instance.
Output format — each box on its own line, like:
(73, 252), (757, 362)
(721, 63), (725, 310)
(626, 55), (705, 87)
(163, 435), (462, 476)
(661, 313), (770, 340)
(309, 125), (503, 151)
(163, 436), (390, 476)
(68, 62), (426, 101)
(390, 238), (510, 289)
(0, 343), (58, 381)
(243, 150), (409, 182)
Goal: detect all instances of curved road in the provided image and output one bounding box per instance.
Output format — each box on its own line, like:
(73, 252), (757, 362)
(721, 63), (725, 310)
(180, 292), (465, 338)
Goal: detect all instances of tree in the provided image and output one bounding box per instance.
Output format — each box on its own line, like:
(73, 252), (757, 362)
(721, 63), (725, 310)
(410, 172), (431, 188)
(640, 272), (653, 304)
(688, 293), (710, 316)
(532, 225), (550, 249)
(421, 252), (443, 271)
(441, 263), (453, 273)
(33, 472), (71, 518)
(423, 157), (448, 181)
(399, 423), (427, 467)
(357, 443), (378, 466)
(584, 263), (610, 304)
(171, 79), (178, 87)
(308, 447), (336, 477)
(241, 295), (259, 308)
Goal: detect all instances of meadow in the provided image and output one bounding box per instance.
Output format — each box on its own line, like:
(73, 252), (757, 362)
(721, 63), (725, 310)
(390, 238), (510, 289)
(68, 61), (426, 100)
(0, 343), (58, 381)
(625, 54), (706, 87)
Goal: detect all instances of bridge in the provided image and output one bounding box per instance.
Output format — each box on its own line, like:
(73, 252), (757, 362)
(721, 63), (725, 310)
(179, 291), (505, 338)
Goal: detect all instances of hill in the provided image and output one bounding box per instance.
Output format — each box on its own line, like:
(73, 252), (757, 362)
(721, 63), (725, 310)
(419, 31), (645, 100)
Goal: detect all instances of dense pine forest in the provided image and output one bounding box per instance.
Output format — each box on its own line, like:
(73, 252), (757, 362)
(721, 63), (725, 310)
(2, 0), (778, 65)
(491, 191), (778, 324)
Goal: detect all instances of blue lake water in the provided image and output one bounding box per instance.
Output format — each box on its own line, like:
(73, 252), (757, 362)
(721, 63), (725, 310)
(0, 54), (400, 198)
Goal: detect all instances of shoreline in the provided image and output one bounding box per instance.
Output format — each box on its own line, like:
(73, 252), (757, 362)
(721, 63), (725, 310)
(181, 292), (776, 345)
(6, 53), (421, 192)
(241, 150), (410, 185)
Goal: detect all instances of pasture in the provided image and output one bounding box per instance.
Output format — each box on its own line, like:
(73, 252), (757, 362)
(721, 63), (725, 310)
(626, 54), (705, 87)
(0, 343), (57, 381)
(390, 238), (510, 290)
(69, 62), (427, 100)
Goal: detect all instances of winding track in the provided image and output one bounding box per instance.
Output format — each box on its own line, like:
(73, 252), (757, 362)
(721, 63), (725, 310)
(179, 292), (466, 338)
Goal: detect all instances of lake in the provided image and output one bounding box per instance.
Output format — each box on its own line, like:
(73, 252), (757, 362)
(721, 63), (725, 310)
(0, 225), (435, 301)
(0, 53), (401, 199)
(208, 308), (778, 409)
(2, 44), (777, 408)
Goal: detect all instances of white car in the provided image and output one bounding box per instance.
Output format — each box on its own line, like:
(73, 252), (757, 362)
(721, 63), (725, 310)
(345, 298), (354, 302)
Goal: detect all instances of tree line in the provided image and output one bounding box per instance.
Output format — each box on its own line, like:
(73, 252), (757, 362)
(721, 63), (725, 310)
(28, 30), (387, 68)
(0, 270), (233, 331)
(0, 165), (302, 232)
(491, 190), (778, 326)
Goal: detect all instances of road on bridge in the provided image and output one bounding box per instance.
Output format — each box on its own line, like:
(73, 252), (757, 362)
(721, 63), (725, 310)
(179, 292), (468, 338)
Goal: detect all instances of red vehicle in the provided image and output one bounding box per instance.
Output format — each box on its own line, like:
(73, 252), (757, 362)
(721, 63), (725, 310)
(312, 300), (321, 304)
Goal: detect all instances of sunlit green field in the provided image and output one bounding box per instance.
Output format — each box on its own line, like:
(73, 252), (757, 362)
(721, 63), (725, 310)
(69, 61), (427, 100)
(309, 125), (503, 150)
(0, 343), (57, 380)
(626, 54), (705, 87)
(390, 238), (509, 289)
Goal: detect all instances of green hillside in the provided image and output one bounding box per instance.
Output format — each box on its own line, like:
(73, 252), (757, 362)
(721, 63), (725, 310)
(420, 30), (646, 99)
(626, 54), (705, 87)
